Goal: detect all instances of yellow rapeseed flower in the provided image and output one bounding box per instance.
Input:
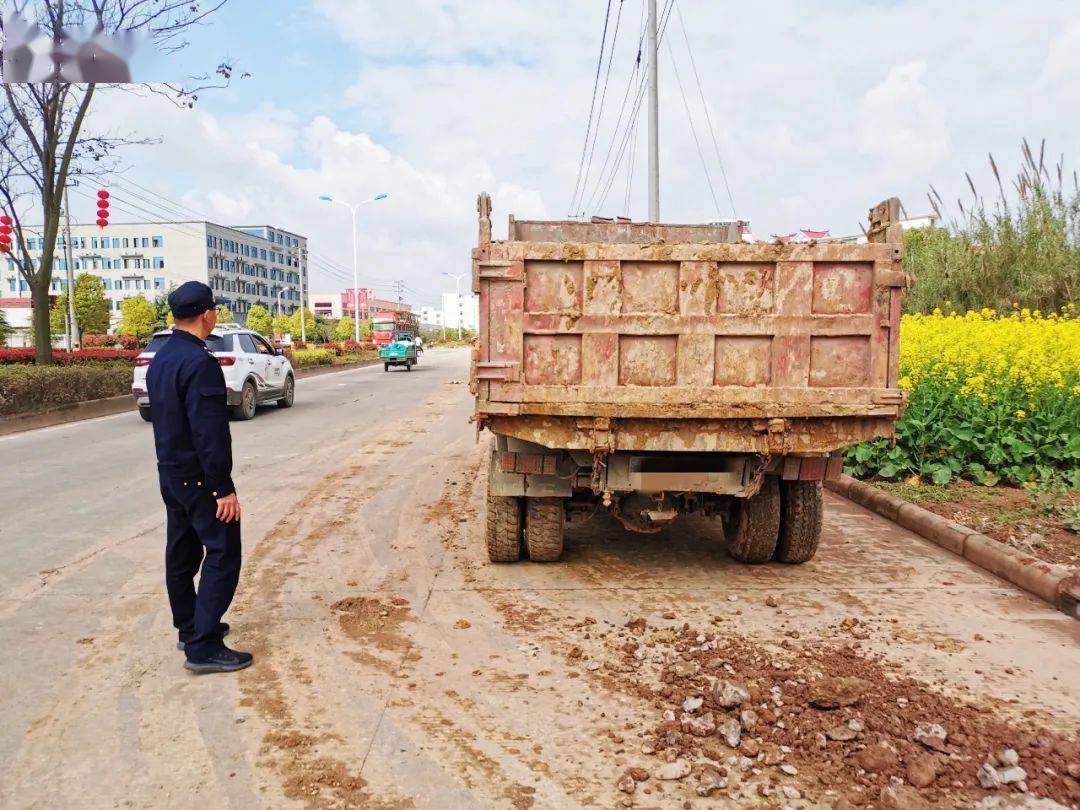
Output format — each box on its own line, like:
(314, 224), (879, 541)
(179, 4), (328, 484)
(899, 307), (1080, 408)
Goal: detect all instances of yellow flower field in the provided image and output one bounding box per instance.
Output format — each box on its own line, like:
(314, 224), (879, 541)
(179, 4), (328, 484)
(847, 307), (1080, 487)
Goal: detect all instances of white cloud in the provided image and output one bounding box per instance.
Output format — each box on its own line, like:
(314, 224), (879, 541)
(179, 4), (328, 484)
(857, 61), (948, 170)
(58, 0), (1080, 305)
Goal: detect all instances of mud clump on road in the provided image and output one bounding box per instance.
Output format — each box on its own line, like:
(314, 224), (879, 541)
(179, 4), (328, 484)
(611, 618), (1079, 807)
(330, 596), (413, 653)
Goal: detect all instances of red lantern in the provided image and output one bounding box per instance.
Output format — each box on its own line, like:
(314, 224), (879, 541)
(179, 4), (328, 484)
(0, 217), (12, 252)
(96, 190), (110, 228)
(0, 215), (11, 225)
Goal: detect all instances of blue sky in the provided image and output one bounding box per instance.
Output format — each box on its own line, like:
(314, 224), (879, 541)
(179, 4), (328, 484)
(60, 0), (1080, 301)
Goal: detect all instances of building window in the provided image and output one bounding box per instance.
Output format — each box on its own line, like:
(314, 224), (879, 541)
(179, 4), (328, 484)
(153, 257), (164, 268)
(112, 238), (121, 248)
(153, 236), (163, 248)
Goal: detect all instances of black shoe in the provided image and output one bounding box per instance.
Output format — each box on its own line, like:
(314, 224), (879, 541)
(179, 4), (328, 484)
(177, 622), (230, 651)
(184, 646), (253, 674)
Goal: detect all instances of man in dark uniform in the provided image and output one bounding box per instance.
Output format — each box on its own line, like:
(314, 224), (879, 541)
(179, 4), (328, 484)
(147, 281), (252, 673)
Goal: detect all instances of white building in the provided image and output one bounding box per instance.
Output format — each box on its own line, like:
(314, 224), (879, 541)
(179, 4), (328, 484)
(3, 220), (308, 326)
(310, 292), (344, 320)
(419, 305), (443, 327)
(441, 292), (479, 333)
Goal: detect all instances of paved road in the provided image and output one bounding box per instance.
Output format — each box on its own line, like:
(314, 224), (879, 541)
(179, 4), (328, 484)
(2, 347), (1077, 808)
(0, 350), (463, 804)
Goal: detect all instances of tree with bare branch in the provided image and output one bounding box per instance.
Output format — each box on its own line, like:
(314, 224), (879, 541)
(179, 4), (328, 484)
(1, 0), (234, 362)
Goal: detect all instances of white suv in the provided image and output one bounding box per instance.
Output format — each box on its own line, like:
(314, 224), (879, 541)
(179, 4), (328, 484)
(132, 325), (295, 422)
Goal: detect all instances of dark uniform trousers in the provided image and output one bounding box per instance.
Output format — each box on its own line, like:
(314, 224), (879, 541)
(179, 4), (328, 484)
(160, 474), (241, 658)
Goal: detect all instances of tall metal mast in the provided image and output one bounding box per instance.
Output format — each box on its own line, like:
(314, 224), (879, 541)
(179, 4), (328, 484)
(646, 0), (660, 222)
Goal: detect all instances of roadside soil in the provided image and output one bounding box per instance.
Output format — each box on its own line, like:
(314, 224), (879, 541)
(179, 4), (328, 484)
(6, 365), (1076, 808)
(874, 480), (1080, 567)
(224, 379), (1079, 808)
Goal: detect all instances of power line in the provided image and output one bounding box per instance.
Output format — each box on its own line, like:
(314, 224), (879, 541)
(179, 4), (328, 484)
(573, 0), (627, 218)
(586, 0), (676, 216)
(623, 111), (639, 216)
(100, 171), (371, 284)
(567, 0), (615, 217)
(674, 0), (737, 217)
(578, 0), (652, 217)
(666, 35), (722, 219)
(622, 0), (647, 218)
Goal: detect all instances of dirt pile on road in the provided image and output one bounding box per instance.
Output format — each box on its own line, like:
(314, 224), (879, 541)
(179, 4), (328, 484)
(594, 617), (1078, 807)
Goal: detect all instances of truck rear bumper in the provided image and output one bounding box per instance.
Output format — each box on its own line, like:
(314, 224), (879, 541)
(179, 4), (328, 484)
(481, 414), (895, 457)
(487, 436), (843, 500)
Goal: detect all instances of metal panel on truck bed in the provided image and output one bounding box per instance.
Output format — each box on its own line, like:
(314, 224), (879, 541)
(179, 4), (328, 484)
(473, 196), (907, 426)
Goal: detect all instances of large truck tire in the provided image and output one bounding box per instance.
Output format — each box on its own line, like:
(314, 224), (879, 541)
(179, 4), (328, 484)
(486, 492), (523, 563)
(525, 498), (565, 562)
(725, 476), (781, 564)
(774, 480), (823, 564)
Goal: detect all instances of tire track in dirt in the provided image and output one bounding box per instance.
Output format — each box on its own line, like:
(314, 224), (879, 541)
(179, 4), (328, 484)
(232, 378), (471, 808)
(234, 455), (411, 809)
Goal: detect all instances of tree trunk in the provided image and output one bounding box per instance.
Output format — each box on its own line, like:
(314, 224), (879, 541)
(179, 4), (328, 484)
(32, 281), (53, 363)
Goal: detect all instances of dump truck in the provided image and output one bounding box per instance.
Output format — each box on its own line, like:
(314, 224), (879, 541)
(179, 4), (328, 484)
(470, 192), (907, 564)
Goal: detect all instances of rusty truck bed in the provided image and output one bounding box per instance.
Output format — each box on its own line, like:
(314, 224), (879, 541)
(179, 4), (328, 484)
(471, 196), (907, 455)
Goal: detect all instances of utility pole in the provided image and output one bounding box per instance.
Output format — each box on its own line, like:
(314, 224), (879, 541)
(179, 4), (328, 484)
(647, 0), (660, 222)
(62, 183), (79, 349)
(291, 246), (307, 344)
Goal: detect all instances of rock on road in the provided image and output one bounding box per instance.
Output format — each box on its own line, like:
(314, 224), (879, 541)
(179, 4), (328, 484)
(0, 347), (1077, 809)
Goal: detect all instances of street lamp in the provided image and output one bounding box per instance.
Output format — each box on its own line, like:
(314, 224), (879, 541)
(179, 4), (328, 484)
(319, 192), (388, 342)
(442, 271), (469, 341)
(277, 285), (292, 316)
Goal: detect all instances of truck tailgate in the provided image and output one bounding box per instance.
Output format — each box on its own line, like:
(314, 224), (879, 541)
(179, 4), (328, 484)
(473, 199), (906, 422)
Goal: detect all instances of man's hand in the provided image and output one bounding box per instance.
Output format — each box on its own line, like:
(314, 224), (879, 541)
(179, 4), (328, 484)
(216, 493), (241, 523)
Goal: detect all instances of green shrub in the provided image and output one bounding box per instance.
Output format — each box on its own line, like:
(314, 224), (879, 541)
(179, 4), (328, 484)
(905, 140), (1080, 314)
(289, 348), (334, 369)
(0, 363), (132, 416)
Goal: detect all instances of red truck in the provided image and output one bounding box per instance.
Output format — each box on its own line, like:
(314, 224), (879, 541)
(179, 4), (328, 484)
(371, 309), (418, 347)
(470, 193), (907, 565)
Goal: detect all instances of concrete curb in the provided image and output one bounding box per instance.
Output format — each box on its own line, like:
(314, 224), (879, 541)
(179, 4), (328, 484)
(826, 474), (1078, 618)
(0, 359), (382, 438)
(0, 394), (134, 437)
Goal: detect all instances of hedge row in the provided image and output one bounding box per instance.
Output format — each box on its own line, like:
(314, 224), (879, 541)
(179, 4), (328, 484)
(0, 363), (132, 416)
(289, 349), (335, 369)
(81, 334), (141, 349)
(0, 348), (140, 365)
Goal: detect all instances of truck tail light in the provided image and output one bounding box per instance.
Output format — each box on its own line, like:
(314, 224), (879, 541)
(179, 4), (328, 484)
(217, 356), (236, 366)
(134, 356), (152, 367)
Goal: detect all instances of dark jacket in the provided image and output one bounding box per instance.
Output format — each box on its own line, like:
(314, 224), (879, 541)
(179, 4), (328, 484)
(146, 329), (235, 497)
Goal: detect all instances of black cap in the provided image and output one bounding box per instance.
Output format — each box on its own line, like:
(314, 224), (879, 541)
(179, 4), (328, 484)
(168, 281), (216, 319)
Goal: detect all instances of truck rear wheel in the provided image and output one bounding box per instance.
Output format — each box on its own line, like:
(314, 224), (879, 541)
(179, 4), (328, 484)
(725, 476), (780, 564)
(525, 498), (565, 562)
(485, 492), (523, 563)
(774, 481), (822, 564)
